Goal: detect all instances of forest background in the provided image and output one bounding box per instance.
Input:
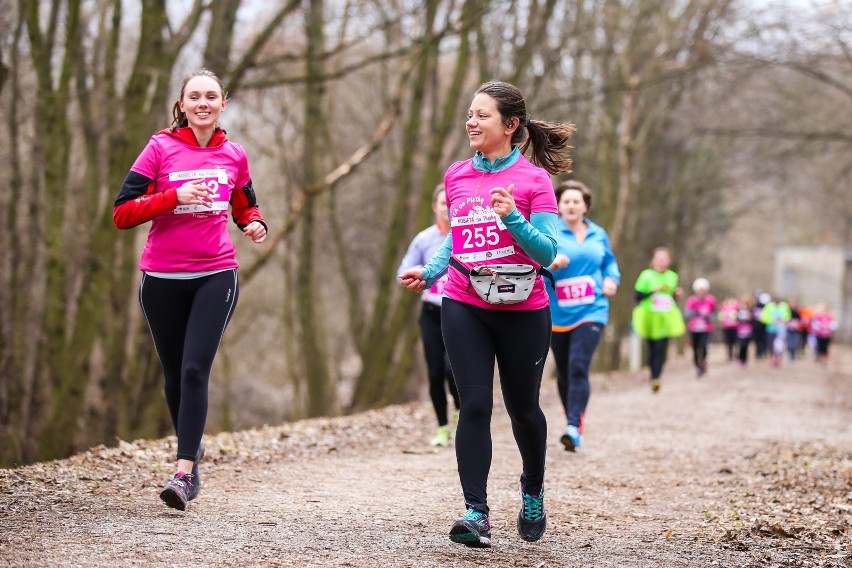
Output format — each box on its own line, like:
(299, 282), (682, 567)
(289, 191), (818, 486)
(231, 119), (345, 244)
(0, 0), (849, 467)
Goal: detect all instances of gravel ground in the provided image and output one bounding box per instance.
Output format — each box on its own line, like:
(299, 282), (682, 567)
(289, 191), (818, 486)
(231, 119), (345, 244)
(1, 346), (850, 567)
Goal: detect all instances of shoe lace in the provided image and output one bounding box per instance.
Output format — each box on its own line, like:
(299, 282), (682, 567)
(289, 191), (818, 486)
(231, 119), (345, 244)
(521, 492), (544, 521)
(463, 508), (489, 529)
(172, 473), (194, 491)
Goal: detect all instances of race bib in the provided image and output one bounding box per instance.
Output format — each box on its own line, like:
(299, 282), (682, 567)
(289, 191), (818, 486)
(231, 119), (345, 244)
(170, 168), (230, 214)
(555, 275), (595, 307)
(650, 293), (674, 312)
(422, 274), (448, 304)
(690, 318), (709, 332)
(451, 209), (515, 263)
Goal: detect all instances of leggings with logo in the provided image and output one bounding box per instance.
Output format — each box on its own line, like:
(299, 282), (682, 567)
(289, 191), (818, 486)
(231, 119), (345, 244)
(441, 297), (550, 514)
(140, 269), (239, 461)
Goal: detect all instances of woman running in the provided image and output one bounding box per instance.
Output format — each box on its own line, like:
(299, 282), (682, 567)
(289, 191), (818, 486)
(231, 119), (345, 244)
(400, 81), (574, 548)
(684, 278), (716, 377)
(114, 69), (267, 510)
(785, 298), (804, 361)
(631, 247), (685, 392)
(760, 295), (791, 367)
(718, 296), (740, 362)
(545, 180), (620, 452)
(397, 184), (460, 447)
(811, 303), (838, 364)
(735, 294), (755, 366)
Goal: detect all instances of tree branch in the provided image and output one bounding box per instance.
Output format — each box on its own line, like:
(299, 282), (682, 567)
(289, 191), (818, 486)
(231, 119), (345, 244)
(239, 58), (414, 284)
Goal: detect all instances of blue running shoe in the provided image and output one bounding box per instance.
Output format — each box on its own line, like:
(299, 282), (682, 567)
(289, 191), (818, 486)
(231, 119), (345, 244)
(517, 487), (546, 542)
(159, 472), (196, 511)
(560, 425), (581, 452)
(188, 440), (205, 502)
(449, 508), (492, 548)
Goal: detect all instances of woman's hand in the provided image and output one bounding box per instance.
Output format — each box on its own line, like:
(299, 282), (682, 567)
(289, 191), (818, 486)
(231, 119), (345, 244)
(549, 253), (570, 271)
(176, 180), (213, 207)
(399, 268), (427, 292)
(602, 277), (618, 297)
(243, 221), (267, 243)
(490, 184), (516, 217)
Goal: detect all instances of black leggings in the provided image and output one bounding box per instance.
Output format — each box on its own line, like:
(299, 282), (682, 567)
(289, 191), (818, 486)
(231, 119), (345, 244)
(441, 298), (550, 514)
(738, 337), (751, 364)
(722, 328), (737, 361)
(646, 338), (669, 379)
(140, 270), (239, 461)
(419, 303), (459, 426)
(690, 331), (710, 370)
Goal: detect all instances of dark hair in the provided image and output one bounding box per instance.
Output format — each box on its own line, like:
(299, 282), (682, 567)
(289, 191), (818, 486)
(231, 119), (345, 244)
(474, 81), (576, 175)
(555, 180), (592, 212)
(171, 68), (228, 128)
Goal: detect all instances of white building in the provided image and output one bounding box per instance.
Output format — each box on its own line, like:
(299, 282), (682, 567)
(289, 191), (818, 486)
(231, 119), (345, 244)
(774, 246), (851, 343)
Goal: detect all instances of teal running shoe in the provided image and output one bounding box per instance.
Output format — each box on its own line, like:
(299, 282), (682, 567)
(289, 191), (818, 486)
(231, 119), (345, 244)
(449, 508), (492, 548)
(517, 487), (546, 542)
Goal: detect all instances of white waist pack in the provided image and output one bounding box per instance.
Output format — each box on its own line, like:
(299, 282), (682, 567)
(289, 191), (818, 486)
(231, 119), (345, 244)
(450, 257), (553, 305)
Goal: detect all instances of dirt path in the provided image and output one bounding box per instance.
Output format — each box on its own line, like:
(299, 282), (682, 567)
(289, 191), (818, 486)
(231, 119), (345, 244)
(1, 347), (850, 567)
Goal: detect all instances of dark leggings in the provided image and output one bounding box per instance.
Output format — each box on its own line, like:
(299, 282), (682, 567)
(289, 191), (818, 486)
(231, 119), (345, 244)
(419, 303), (459, 426)
(738, 337), (751, 364)
(442, 298), (550, 514)
(690, 331), (710, 370)
(646, 338), (669, 379)
(816, 337), (831, 358)
(722, 328), (737, 361)
(550, 323), (603, 429)
(140, 270), (239, 461)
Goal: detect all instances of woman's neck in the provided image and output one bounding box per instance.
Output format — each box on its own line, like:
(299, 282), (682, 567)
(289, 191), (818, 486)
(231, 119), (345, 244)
(437, 219), (450, 234)
(564, 217), (586, 233)
(484, 143), (513, 164)
(190, 125), (215, 147)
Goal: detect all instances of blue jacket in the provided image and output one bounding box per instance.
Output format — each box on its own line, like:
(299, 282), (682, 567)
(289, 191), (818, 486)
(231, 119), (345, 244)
(546, 218), (620, 329)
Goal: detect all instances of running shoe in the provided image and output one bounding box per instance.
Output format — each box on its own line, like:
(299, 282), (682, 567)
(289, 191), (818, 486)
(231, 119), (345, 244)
(188, 440), (205, 502)
(517, 487), (546, 542)
(560, 425), (581, 452)
(159, 471), (196, 511)
(431, 425), (451, 447)
(651, 379), (661, 393)
(449, 508), (492, 548)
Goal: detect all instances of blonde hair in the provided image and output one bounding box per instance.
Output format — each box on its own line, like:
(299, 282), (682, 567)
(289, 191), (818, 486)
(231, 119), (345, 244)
(692, 278), (710, 293)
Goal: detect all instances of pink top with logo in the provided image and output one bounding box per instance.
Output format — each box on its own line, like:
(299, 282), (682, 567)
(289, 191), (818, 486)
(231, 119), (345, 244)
(130, 133), (251, 272)
(443, 156), (557, 310)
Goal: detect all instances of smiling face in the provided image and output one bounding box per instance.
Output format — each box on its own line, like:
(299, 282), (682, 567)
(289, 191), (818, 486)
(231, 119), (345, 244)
(466, 93), (515, 161)
(558, 188), (587, 223)
(179, 75), (226, 130)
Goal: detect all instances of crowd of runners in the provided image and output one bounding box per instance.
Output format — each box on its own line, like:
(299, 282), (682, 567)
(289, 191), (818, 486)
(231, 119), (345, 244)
(114, 68), (841, 551)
